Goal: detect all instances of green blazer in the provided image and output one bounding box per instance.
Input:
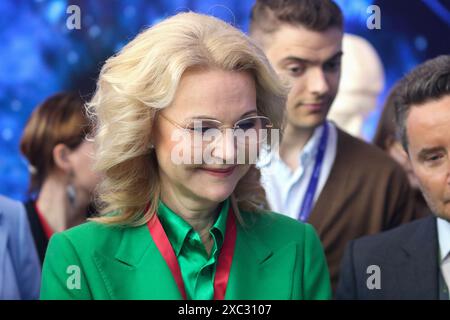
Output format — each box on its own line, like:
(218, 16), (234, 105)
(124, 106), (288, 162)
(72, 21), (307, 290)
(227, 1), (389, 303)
(40, 210), (331, 300)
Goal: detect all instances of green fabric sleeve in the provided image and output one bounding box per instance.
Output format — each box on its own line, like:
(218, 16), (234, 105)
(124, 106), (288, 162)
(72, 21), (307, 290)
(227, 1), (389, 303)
(40, 232), (92, 300)
(302, 223), (332, 300)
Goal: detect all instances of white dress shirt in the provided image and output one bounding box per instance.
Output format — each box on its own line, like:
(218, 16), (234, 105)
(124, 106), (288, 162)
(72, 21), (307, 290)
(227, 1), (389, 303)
(258, 121), (337, 220)
(437, 217), (450, 299)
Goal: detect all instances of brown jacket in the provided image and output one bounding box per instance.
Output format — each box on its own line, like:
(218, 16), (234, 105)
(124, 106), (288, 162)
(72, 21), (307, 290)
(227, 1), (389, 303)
(308, 128), (418, 292)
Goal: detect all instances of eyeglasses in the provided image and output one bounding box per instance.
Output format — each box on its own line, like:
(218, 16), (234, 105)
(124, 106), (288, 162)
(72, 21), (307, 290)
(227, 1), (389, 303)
(158, 112), (273, 146)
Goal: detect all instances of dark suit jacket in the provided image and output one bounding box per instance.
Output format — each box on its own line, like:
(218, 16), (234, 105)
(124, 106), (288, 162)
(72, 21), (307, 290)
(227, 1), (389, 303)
(336, 216), (440, 299)
(24, 200), (48, 266)
(308, 127), (419, 291)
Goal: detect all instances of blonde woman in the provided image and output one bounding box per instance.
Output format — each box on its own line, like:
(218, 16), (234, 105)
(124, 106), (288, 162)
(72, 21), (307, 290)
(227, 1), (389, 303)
(40, 12), (331, 300)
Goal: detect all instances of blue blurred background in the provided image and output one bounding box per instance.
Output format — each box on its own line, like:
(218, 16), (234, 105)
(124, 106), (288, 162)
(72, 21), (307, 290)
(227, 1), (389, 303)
(1, 0), (449, 200)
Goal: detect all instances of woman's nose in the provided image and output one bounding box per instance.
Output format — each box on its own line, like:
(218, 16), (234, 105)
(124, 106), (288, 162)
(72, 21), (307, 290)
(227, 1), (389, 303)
(211, 129), (236, 164)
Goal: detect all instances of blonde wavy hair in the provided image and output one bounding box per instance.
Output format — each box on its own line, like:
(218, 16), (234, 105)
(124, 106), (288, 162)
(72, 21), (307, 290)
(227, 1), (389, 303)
(87, 12), (286, 226)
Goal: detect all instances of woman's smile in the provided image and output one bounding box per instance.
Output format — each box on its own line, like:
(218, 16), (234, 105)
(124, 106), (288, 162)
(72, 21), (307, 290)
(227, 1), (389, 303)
(197, 165), (237, 177)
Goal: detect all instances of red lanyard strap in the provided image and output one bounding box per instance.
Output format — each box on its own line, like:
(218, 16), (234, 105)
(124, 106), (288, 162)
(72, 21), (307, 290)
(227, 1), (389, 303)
(34, 202), (54, 240)
(147, 206), (236, 300)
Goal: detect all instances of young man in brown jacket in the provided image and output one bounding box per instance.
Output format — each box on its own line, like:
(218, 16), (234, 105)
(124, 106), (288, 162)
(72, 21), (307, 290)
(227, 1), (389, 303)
(251, 0), (420, 291)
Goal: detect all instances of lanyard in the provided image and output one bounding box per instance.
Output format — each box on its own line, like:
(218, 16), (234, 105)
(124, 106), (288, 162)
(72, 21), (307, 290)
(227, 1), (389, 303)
(298, 122), (329, 222)
(147, 205), (237, 300)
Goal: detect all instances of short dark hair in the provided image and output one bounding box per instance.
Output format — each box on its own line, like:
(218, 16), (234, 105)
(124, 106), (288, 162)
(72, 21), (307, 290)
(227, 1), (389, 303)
(373, 83), (402, 151)
(249, 0), (343, 45)
(394, 55), (450, 150)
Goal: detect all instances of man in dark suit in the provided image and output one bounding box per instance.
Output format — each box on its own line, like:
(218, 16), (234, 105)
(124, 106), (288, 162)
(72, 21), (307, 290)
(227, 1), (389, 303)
(336, 55), (450, 300)
(250, 0), (419, 291)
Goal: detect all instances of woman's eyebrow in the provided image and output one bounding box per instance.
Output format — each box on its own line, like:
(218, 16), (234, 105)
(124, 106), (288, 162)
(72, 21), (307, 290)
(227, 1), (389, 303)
(188, 109), (258, 121)
(238, 110), (258, 119)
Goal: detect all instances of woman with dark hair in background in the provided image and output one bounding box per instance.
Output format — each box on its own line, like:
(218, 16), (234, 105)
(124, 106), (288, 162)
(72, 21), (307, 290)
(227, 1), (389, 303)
(373, 85), (431, 218)
(20, 92), (100, 264)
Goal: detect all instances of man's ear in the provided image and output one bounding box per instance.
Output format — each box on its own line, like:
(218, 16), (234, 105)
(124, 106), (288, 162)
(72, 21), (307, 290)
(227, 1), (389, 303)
(53, 143), (73, 173)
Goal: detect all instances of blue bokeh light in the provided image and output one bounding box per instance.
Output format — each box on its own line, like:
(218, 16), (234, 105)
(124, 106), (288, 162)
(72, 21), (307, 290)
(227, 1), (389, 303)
(0, 0), (449, 200)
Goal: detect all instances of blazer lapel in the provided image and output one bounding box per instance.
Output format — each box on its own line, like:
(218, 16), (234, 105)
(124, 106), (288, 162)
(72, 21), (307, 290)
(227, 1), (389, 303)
(93, 224), (183, 299)
(225, 223), (297, 300)
(93, 218), (298, 300)
(399, 216), (439, 299)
